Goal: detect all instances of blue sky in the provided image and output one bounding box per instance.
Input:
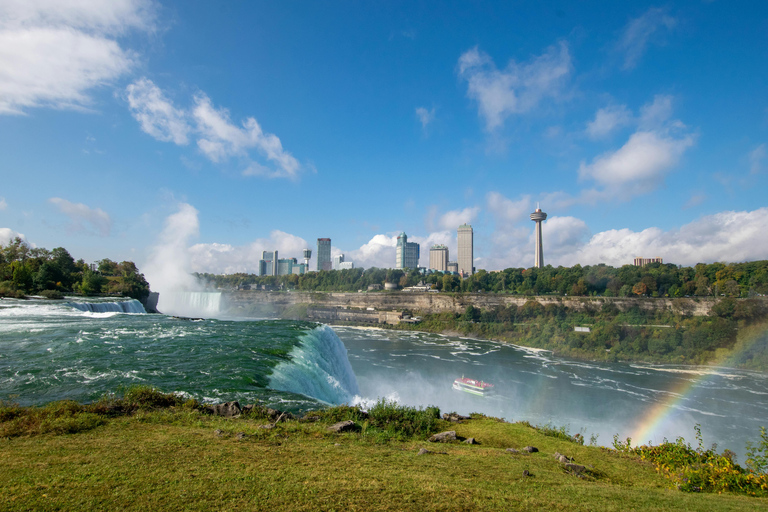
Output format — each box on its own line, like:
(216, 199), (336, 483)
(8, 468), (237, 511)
(1, 1), (767, 285)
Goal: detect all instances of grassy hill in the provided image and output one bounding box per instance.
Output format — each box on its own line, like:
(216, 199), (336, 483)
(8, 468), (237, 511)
(1, 388), (766, 511)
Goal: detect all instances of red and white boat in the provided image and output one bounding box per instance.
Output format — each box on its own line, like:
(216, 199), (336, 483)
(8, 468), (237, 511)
(452, 376), (494, 396)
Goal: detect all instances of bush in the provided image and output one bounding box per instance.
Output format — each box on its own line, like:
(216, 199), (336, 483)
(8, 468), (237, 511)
(39, 289), (64, 299)
(367, 399), (440, 439)
(122, 385), (184, 409)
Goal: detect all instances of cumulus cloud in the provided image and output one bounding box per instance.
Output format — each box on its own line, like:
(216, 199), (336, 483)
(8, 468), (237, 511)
(415, 106), (435, 130)
(437, 207), (480, 231)
(750, 143), (766, 175)
(124, 78), (302, 180)
(0, 228), (27, 246)
(0, 0), (152, 114)
(125, 78), (189, 145)
(578, 95), (695, 196)
(48, 197), (112, 236)
(348, 234), (399, 269)
(617, 7), (677, 70)
(0, 197), (7, 210)
(457, 42), (572, 131)
(486, 192), (530, 225)
(188, 230), (309, 275)
(586, 104), (632, 138)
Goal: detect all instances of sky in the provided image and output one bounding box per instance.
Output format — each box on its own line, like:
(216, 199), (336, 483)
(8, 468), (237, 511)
(1, 1), (768, 284)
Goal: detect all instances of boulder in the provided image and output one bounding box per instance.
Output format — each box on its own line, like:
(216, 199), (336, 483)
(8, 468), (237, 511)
(417, 448), (432, 455)
(506, 448), (520, 454)
(443, 413), (471, 422)
(235, 432), (248, 440)
(564, 463), (585, 474)
(429, 431), (457, 443)
(522, 470), (531, 477)
(522, 446), (539, 453)
(554, 452), (572, 464)
(463, 437), (478, 445)
(213, 429), (225, 437)
(207, 401), (242, 418)
(327, 420), (357, 433)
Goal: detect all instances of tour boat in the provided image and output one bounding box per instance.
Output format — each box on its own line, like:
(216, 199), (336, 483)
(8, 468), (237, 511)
(452, 376), (494, 396)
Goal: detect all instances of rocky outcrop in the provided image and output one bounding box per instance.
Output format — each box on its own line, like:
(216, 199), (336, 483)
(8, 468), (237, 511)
(429, 431), (457, 443)
(207, 401), (242, 418)
(327, 420), (357, 433)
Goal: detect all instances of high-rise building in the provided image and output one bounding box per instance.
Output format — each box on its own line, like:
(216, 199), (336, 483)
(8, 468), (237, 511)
(457, 224), (473, 276)
(317, 238), (332, 271)
(277, 257), (296, 275)
(429, 244), (449, 271)
(396, 232), (420, 269)
(634, 257), (663, 267)
(339, 261), (355, 270)
(333, 254), (345, 270)
(259, 251), (275, 276)
(530, 207), (547, 268)
(447, 261), (459, 273)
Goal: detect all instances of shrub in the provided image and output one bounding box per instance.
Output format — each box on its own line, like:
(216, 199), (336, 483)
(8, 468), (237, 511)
(367, 399), (440, 439)
(39, 289), (64, 299)
(122, 385), (184, 409)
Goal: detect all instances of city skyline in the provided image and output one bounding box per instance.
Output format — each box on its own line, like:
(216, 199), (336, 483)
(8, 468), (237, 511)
(2, 2), (768, 281)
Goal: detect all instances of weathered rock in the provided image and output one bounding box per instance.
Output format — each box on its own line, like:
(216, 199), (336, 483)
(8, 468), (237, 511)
(258, 423), (275, 430)
(417, 448), (432, 455)
(564, 463), (585, 474)
(327, 420), (357, 433)
(207, 401), (242, 418)
(506, 448), (520, 454)
(429, 431), (457, 443)
(442, 413), (471, 422)
(522, 470), (531, 477)
(214, 429), (225, 437)
(522, 446), (539, 453)
(235, 432), (248, 440)
(302, 415), (322, 423)
(554, 452), (572, 464)
(463, 437), (478, 445)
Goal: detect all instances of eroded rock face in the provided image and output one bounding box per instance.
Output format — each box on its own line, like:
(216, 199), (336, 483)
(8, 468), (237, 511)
(463, 437), (478, 445)
(327, 420), (356, 433)
(522, 446), (538, 453)
(207, 401), (242, 418)
(506, 448), (520, 454)
(564, 463), (585, 474)
(429, 431), (457, 443)
(443, 413), (471, 422)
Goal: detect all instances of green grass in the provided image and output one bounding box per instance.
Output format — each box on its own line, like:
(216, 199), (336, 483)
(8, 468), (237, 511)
(1, 393), (766, 511)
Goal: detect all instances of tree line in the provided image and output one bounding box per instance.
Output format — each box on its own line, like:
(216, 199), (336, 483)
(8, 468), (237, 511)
(0, 237), (150, 301)
(196, 259), (768, 298)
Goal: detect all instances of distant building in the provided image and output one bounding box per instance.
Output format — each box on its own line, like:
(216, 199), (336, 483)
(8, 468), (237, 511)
(458, 224), (474, 276)
(634, 257), (663, 267)
(277, 258), (296, 275)
(258, 251), (276, 276)
(429, 244), (449, 271)
(333, 253), (345, 270)
(339, 261), (355, 270)
(317, 238), (332, 271)
(291, 263), (308, 275)
(396, 232), (420, 269)
(447, 261), (459, 273)
(303, 248), (312, 269)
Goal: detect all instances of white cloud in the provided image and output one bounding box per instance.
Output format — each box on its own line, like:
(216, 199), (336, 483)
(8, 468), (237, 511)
(348, 234), (399, 269)
(557, 208), (768, 267)
(123, 79), (303, 180)
(579, 130), (695, 190)
(617, 7), (676, 70)
(125, 78), (190, 145)
(0, 0), (152, 115)
(0, 228), (27, 246)
(586, 104), (632, 138)
(193, 93), (300, 179)
(750, 143), (766, 174)
(188, 230), (309, 275)
(486, 192), (530, 225)
(457, 42), (572, 131)
(437, 207), (480, 231)
(0, 197), (7, 211)
(415, 106), (435, 129)
(48, 197), (112, 236)
(638, 94), (673, 128)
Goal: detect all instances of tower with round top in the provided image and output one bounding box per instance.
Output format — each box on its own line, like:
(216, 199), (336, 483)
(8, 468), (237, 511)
(530, 206), (547, 268)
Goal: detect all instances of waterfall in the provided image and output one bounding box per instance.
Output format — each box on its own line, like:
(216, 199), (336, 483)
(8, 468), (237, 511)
(156, 291), (222, 318)
(67, 299), (147, 314)
(268, 324), (360, 405)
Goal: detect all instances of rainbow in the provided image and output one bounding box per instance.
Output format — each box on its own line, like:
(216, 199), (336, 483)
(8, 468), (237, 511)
(628, 325), (768, 447)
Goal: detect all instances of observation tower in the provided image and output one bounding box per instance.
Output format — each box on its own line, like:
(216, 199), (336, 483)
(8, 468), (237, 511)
(530, 206), (547, 268)
(303, 248), (312, 269)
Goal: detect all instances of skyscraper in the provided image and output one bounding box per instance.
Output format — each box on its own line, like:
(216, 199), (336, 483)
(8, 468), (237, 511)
(530, 206), (547, 268)
(317, 238), (332, 271)
(429, 244), (449, 271)
(457, 224), (473, 276)
(396, 232), (420, 269)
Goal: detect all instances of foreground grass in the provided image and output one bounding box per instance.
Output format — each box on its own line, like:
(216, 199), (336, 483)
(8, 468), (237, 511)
(1, 393), (766, 511)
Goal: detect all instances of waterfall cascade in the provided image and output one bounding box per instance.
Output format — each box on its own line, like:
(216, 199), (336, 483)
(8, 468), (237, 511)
(156, 291), (222, 318)
(68, 299), (146, 314)
(268, 324), (360, 404)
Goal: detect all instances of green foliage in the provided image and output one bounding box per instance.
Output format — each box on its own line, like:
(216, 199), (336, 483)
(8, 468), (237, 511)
(39, 289), (64, 299)
(121, 385), (184, 409)
(746, 427), (768, 474)
(613, 425), (768, 496)
(366, 399), (441, 439)
(532, 422), (585, 444)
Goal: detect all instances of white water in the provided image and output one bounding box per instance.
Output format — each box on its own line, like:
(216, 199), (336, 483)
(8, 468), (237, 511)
(156, 291), (222, 318)
(269, 324), (361, 404)
(68, 299), (146, 314)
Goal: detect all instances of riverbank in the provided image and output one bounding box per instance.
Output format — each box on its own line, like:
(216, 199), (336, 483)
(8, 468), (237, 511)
(2, 389), (766, 510)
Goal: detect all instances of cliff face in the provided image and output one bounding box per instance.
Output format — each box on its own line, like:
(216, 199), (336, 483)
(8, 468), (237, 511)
(221, 290), (716, 318)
